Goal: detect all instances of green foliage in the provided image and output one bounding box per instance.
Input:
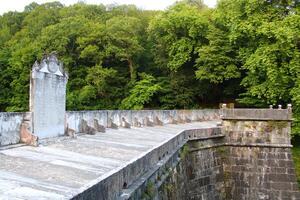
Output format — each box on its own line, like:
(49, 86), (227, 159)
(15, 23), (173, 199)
(0, 0), (300, 135)
(157, 75), (199, 109)
(142, 181), (155, 200)
(120, 73), (161, 110)
(179, 144), (190, 159)
(292, 138), (300, 188)
(221, 0), (300, 136)
(148, 3), (209, 71)
(195, 24), (240, 83)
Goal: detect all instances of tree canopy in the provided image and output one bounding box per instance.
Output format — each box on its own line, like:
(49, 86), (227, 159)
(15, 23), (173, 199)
(0, 0), (299, 135)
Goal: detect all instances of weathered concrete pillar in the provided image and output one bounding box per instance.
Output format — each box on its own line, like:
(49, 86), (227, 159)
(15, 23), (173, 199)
(221, 107), (300, 200)
(30, 53), (68, 139)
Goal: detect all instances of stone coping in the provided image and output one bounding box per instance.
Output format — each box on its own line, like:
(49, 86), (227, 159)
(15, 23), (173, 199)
(221, 108), (292, 121)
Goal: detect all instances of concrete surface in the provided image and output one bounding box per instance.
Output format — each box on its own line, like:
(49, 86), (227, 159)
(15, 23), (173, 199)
(0, 121), (219, 199)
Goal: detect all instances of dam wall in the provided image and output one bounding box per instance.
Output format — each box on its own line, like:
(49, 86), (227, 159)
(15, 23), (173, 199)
(111, 108), (300, 200)
(220, 108), (299, 200)
(0, 108), (299, 200)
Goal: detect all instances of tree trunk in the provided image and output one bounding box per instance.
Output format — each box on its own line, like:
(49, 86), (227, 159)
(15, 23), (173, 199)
(128, 59), (136, 81)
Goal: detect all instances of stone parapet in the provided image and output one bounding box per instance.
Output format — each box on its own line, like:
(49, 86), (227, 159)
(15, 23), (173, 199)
(221, 108), (292, 121)
(0, 112), (30, 146)
(222, 108), (292, 146)
(66, 109), (220, 134)
(0, 109), (220, 147)
(223, 120), (292, 145)
(116, 127), (224, 200)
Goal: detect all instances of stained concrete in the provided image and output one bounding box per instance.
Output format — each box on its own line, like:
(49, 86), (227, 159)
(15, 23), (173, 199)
(0, 112), (26, 146)
(0, 121), (219, 199)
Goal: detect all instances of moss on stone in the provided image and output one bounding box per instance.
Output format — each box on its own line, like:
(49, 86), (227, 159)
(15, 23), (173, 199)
(165, 183), (175, 194)
(142, 181), (155, 200)
(197, 142), (204, 148)
(179, 144), (189, 159)
(229, 119), (238, 125)
(223, 171), (230, 180)
(266, 121), (288, 129)
(217, 146), (229, 159)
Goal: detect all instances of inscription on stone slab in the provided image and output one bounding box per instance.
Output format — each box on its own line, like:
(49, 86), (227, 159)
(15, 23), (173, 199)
(30, 54), (68, 139)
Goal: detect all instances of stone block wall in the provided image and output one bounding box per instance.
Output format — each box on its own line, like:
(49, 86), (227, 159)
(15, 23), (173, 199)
(114, 127), (225, 200)
(183, 147), (224, 200)
(223, 120), (291, 145)
(221, 108), (300, 200)
(140, 108), (300, 200)
(157, 129), (225, 200)
(222, 147), (299, 200)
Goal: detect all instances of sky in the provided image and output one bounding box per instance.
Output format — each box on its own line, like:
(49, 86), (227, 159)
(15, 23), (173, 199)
(0, 0), (217, 15)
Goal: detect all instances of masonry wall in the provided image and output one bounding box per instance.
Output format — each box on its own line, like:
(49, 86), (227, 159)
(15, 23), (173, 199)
(130, 108), (300, 200)
(116, 127), (225, 200)
(184, 147), (224, 199)
(158, 146), (225, 200)
(221, 111), (300, 200)
(223, 146), (299, 200)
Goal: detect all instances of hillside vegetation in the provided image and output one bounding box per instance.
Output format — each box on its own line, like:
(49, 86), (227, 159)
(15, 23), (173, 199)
(292, 137), (300, 187)
(0, 0), (299, 136)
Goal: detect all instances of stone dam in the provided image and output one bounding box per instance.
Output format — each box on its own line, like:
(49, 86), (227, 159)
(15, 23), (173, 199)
(0, 54), (299, 200)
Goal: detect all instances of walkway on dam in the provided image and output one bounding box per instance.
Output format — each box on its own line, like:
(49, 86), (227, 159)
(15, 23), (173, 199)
(0, 121), (219, 199)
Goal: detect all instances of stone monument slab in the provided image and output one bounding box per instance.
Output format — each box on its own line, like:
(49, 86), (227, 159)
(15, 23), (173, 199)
(30, 54), (68, 139)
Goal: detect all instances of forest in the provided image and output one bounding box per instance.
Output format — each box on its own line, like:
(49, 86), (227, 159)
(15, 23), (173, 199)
(0, 0), (299, 135)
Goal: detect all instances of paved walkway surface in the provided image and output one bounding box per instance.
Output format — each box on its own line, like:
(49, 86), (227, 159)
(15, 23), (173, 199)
(0, 121), (218, 200)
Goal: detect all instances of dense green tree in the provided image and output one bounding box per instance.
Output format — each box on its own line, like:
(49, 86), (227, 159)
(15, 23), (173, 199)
(105, 16), (144, 81)
(215, 0), (300, 135)
(120, 73), (161, 109)
(148, 3), (209, 71)
(195, 24), (240, 84)
(0, 0), (299, 135)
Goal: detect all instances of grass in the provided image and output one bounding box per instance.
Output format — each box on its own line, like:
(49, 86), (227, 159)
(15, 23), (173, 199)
(292, 136), (300, 188)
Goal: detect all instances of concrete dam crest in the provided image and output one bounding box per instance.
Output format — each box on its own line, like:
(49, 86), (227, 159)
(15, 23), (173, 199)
(0, 54), (299, 199)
